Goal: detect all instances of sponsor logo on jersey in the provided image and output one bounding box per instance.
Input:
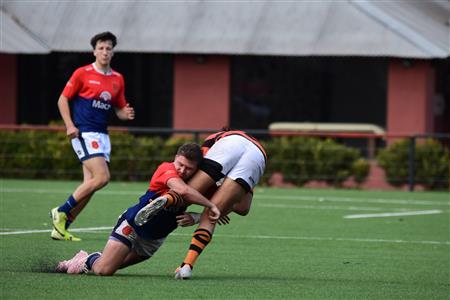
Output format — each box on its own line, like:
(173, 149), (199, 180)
(99, 91), (112, 102)
(92, 99), (111, 110)
(88, 80), (101, 85)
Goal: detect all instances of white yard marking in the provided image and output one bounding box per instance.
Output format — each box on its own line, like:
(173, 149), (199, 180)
(343, 209), (443, 219)
(0, 226), (448, 245)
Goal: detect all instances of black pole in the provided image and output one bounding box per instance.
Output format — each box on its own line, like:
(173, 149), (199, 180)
(408, 136), (416, 192)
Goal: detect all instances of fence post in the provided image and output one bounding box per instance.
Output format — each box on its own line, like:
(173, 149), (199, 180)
(408, 136), (416, 192)
(194, 131), (200, 144)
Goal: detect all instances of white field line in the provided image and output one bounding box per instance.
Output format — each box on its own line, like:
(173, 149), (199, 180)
(0, 226), (112, 235)
(0, 226), (448, 245)
(256, 194), (450, 206)
(343, 209), (443, 219)
(258, 203), (415, 212)
(1, 187), (449, 206)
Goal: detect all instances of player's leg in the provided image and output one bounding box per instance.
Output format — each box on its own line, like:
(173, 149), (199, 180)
(86, 215), (149, 276)
(118, 236), (165, 270)
(176, 178), (245, 279)
(231, 191), (253, 216)
(187, 169), (216, 195)
(176, 137), (265, 279)
(178, 178), (246, 266)
(51, 133), (111, 240)
(51, 157), (109, 240)
(87, 239), (131, 276)
(71, 158), (110, 217)
(72, 156), (110, 205)
(64, 164), (94, 230)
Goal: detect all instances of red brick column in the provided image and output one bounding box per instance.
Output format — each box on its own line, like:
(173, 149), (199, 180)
(387, 59), (435, 135)
(0, 54), (17, 124)
(173, 55), (230, 130)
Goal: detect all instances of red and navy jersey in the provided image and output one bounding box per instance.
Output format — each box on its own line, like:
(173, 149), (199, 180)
(62, 63), (127, 133)
(148, 162), (179, 194)
(202, 130), (267, 162)
(123, 162), (187, 240)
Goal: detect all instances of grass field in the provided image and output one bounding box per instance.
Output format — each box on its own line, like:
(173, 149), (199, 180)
(1, 179), (449, 299)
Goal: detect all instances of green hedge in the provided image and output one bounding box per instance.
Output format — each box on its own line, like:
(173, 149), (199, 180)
(1, 131), (371, 186)
(261, 136), (369, 187)
(377, 138), (449, 190)
(0, 131), (191, 181)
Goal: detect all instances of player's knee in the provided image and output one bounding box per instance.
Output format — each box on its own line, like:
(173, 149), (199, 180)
(93, 265), (116, 276)
(93, 173), (110, 189)
(234, 207), (250, 216)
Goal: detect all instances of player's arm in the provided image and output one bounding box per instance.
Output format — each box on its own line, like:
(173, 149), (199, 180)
(115, 103), (135, 121)
(114, 77), (135, 121)
(166, 177), (220, 221)
(57, 94), (79, 139)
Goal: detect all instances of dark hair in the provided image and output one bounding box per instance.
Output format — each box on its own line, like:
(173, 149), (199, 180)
(90, 31), (117, 49)
(177, 143), (203, 164)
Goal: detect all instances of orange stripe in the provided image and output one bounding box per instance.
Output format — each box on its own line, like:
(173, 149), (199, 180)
(214, 130), (267, 161)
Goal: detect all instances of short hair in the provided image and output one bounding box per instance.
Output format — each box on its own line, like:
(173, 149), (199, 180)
(90, 31), (117, 49)
(177, 143), (203, 164)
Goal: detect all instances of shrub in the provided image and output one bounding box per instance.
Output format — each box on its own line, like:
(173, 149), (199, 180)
(377, 138), (449, 190)
(262, 136), (318, 186)
(263, 136), (367, 187)
(311, 138), (360, 186)
(415, 139), (449, 190)
(0, 130), (372, 187)
(351, 158), (370, 185)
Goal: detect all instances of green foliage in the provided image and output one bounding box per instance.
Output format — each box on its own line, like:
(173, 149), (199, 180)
(311, 138), (360, 186)
(262, 136), (318, 186)
(377, 139), (410, 187)
(0, 130), (79, 179)
(351, 158), (371, 185)
(415, 139), (450, 190)
(0, 131), (373, 187)
(0, 130), (195, 181)
(263, 136), (368, 187)
(377, 138), (449, 190)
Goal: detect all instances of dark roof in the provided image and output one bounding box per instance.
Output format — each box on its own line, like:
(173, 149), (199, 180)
(1, 0), (449, 57)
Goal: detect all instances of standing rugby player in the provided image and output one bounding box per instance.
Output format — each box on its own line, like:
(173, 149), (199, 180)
(51, 31), (135, 241)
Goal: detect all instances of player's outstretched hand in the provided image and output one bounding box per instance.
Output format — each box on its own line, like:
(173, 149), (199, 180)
(176, 212), (198, 227)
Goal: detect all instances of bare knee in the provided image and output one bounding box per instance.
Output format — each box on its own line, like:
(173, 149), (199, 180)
(92, 173), (110, 190)
(234, 207), (250, 216)
(93, 265), (116, 276)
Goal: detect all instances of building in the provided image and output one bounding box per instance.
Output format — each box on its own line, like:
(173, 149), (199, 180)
(1, 0), (449, 134)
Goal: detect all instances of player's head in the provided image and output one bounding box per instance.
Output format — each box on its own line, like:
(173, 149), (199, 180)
(174, 143), (203, 180)
(90, 31), (117, 49)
